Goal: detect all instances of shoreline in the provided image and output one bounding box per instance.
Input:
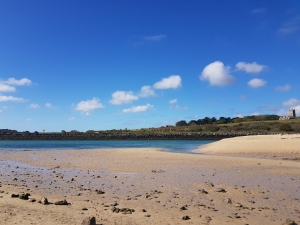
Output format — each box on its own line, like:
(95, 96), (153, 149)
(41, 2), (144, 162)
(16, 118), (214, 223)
(0, 135), (299, 225)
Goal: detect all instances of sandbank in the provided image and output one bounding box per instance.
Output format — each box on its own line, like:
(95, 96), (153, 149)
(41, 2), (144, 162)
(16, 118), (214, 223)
(0, 139), (299, 225)
(196, 134), (300, 157)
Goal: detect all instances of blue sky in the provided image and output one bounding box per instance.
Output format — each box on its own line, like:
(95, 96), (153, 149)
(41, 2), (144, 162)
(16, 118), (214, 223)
(0, 0), (300, 132)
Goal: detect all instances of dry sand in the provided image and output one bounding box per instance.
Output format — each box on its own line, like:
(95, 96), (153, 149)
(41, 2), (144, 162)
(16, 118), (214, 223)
(0, 135), (299, 225)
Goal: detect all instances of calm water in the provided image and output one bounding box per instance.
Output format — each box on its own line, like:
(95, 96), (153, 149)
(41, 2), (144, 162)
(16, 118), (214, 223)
(0, 140), (215, 154)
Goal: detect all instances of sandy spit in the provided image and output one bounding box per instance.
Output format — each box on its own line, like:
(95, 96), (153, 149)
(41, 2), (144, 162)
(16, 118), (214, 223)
(0, 136), (299, 225)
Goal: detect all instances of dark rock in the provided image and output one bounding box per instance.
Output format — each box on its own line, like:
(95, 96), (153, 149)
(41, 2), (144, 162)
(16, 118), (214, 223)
(28, 198), (36, 202)
(182, 216), (190, 220)
(11, 194), (19, 198)
(284, 219), (297, 225)
(82, 208), (88, 210)
(180, 206), (188, 210)
(81, 216), (96, 225)
(19, 193), (30, 200)
(96, 190), (105, 194)
(54, 199), (68, 205)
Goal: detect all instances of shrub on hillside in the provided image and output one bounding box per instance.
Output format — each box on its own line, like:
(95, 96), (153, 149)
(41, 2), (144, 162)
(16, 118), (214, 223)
(203, 124), (219, 132)
(279, 124), (293, 132)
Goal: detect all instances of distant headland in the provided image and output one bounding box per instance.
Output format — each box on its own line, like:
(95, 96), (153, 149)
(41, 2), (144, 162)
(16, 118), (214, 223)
(1, 114), (299, 140)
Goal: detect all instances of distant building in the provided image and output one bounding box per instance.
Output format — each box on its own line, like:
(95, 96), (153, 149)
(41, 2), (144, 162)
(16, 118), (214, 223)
(279, 109), (296, 120)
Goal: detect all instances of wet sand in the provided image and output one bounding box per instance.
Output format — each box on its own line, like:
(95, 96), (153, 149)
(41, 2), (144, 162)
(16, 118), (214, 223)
(0, 135), (300, 225)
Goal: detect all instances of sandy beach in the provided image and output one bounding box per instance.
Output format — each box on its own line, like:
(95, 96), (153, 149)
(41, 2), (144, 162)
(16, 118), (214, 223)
(0, 135), (299, 225)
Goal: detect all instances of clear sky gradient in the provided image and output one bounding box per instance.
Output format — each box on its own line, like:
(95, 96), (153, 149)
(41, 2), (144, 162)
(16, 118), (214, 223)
(0, 0), (299, 132)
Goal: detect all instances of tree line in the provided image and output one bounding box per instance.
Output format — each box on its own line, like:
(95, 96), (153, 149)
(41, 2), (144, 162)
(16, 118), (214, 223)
(175, 115), (280, 127)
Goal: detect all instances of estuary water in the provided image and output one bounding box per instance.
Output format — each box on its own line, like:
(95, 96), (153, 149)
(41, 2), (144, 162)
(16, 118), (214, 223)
(0, 140), (216, 154)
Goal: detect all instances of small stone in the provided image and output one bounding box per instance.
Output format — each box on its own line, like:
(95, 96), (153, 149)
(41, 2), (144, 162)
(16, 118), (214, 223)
(141, 209), (147, 212)
(54, 199), (68, 205)
(180, 206), (187, 210)
(205, 216), (212, 222)
(215, 188), (226, 193)
(82, 208), (88, 211)
(81, 216), (96, 225)
(19, 193), (30, 200)
(182, 215), (190, 220)
(111, 202), (118, 206)
(96, 190), (105, 194)
(145, 214), (151, 217)
(40, 196), (49, 205)
(205, 182), (214, 187)
(225, 198), (232, 204)
(199, 189), (208, 194)
(28, 198), (36, 202)
(284, 219), (296, 225)
(11, 194), (19, 198)
(235, 203), (243, 207)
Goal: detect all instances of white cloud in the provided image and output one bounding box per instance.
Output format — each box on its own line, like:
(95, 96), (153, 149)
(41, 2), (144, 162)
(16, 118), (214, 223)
(68, 117), (75, 120)
(278, 15), (300, 35)
(0, 110), (2, 114)
(45, 103), (53, 108)
(251, 8), (266, 14)
(139, 86), (156, 97)
(0, 83), (16, 92)
(109, 91), (139, 105)
(27, 118), (31, 121)
(251, 112), (260, 116)
(169, 99), (177, 104)
(122, 104), (154, 113)
(0, 95), (25, 102)
(200, 61), (235, 86)
(153, 75), (182, 89)
(75, 97), (105, 113)
(275, 84), (291, 92)
(282, 98), (300, 107)
(144, 35), (167, 41)
(30, 103), (40, 108)
(5, 78), (32, 86)
(248, 78), (267, 88)
(236, 62), (266, 74)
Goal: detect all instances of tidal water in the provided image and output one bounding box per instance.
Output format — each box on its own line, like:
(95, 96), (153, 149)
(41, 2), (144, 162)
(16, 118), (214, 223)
(0, 140), (215, 154)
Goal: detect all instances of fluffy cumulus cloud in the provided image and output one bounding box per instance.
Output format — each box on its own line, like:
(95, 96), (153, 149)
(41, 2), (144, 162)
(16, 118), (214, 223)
(75, 98), (105, 114)
(144, 34), (167, 41)
(153, 75), (182, 89)
(0, 78), (32, 93)
(236, 62), (266, 74)
(0, 83), (16, 92)
(200, 61), (235, 86)
(109, 91), (139, 105)
(139, 86), (156, 97)
(169, 99), (177, 104)
(282, 98), (300, 107)
(0, 95), (25, 102)
(248, 78), (267, 88)
(5, 78), (32, 86)
(122, 104), (154, 113)
(275, 84), (291, 92)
